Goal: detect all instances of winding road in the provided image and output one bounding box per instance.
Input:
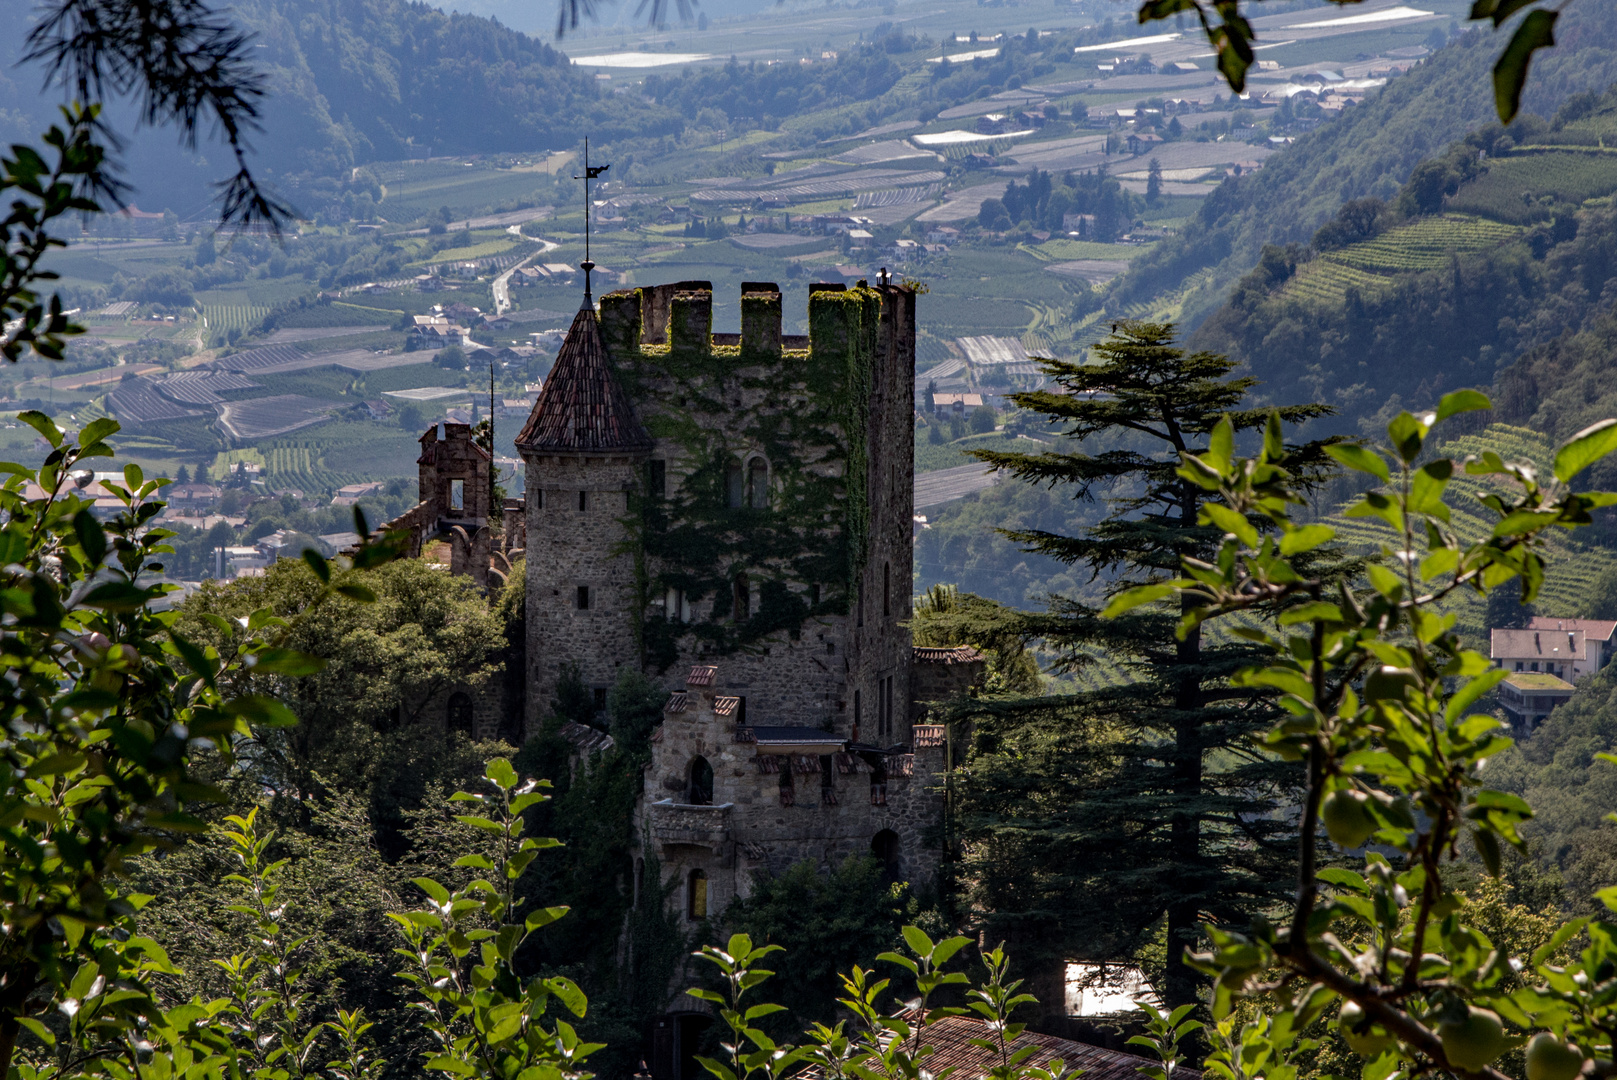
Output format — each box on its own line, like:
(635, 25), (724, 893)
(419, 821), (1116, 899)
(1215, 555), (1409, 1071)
(491, 225), (559, 316)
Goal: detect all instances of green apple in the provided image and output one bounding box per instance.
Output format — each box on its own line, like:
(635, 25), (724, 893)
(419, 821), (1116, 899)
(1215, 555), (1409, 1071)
(1321, 789), (1376, 849)
(1338, 1001), (1396, 1058)
(1526, 1033), (1584, 1080)
(1439, 1008), (1506, 1072)
(1364, 666), (1420, 703)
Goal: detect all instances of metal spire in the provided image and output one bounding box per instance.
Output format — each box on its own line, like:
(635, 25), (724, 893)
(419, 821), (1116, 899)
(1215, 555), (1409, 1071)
(573, 137), (610, 308)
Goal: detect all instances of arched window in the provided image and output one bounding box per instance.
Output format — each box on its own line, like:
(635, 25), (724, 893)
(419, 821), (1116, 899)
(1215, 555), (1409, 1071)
(688, 756), (714, 806)
(733, 574), (750, 622)
(872, 829), (900, 883)
(747, 458), (769, 509)
(725, 461), (745, 508)
(446, 692), (474, 736)
(687, 869), (708, 920)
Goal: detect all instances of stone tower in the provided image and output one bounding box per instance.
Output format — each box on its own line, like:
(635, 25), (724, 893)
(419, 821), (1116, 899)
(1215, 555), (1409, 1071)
(514, 302), (655, 716)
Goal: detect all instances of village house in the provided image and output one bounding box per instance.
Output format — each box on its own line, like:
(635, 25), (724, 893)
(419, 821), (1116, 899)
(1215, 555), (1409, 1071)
(1490, 619), (1617, 682)
(934, 391), (984, 415)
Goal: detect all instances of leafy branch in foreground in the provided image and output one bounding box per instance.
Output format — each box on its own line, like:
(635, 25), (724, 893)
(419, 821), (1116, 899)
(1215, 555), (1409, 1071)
(1108, 392), (1617, 1079)
(0, 413), (401, 1079)
(1135, 0), (1562, 121)
(390, 758), (600, 1080)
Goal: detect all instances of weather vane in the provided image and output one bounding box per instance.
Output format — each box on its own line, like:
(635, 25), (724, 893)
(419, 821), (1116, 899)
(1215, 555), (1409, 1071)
(573, 136), (610, 306)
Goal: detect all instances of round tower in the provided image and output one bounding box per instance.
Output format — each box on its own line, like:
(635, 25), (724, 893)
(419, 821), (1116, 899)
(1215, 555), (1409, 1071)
(514, 301), (653, 726)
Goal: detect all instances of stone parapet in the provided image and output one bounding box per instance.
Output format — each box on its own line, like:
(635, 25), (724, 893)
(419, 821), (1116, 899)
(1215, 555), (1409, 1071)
(648, 800), (733, 850)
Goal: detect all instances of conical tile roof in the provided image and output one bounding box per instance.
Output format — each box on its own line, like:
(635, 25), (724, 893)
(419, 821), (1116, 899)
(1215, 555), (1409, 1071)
(514, 305), (653, 453)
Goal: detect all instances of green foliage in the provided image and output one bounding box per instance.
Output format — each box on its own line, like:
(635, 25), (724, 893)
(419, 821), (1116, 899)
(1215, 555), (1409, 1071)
(173, 556), (509, 841)
(1109, 389), (1617, 1080)
(0, 414), (400, 1078)
(623, 286), (881, 667)
(719, 857), (915, 1034)
(911, 585), (1040, 694)
(390, 758), (602, 1080)
(957, 322), (1335, 1011)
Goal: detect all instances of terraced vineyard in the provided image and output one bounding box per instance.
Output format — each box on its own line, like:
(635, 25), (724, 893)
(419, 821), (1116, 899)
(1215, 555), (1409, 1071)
(1325, 424), (1611, 646)
(255, 427), (423, 494)
(1449, 151), (1617, 223)
(1283, 216), (1525, 305)
(1328, 216), (1524, 272)
(203, 305), (271, 332)
(1284, 261), (1397, 306)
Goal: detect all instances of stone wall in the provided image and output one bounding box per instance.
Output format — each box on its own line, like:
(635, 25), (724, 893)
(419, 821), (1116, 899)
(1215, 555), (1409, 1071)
(523, 453), (645, 720)
(578, 281), (917, 738)
(638, 662), (945, 938)
(911, 645), (987, 722)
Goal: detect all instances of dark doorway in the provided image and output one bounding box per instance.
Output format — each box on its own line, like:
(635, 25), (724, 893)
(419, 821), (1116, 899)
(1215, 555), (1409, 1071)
(688, 756), (713, 805)
(872, 829), (900, 883)
(446, 693), (474, 736)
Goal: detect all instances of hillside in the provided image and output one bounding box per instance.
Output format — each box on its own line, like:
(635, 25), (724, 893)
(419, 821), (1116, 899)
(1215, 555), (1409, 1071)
(1108, 0), (1617, 331)
(0, 0), (682, 214)
(1188, 108), (1617, 438)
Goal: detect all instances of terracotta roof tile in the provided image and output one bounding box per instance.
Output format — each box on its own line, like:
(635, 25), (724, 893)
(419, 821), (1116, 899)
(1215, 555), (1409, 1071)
(687, 665), (718, 687)
(914, 645), (985, 665)
(914, 724), (946, 748)
(514, 306), (652, 453)
(715, 696), (741, 717)
(879, 1015), (1198, 1080)
(665, 692), (689, 714)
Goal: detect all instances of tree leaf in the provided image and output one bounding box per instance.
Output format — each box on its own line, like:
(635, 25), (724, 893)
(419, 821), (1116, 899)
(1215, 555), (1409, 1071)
(1435, 389), (1491, 422)
(245, 648), (326, 676)
(302, 548), (330, 583)
(1553, 417), (1617, 484)
(1101, 583), (1175, 619)
(1325, 443), (1389, 482)
(1494, 8), (1557, 123)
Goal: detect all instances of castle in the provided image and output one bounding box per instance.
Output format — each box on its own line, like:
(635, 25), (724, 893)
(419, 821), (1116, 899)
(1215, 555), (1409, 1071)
(380, 278), (982, 1059)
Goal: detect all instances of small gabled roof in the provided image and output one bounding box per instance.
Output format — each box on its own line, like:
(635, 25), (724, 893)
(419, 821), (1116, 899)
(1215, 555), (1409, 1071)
(1529, 616), (1617, 644)
(514, 305), (652, 454)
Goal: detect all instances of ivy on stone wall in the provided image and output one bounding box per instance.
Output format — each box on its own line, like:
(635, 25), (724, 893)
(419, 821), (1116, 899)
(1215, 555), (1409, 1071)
(610, 286), (881, 673)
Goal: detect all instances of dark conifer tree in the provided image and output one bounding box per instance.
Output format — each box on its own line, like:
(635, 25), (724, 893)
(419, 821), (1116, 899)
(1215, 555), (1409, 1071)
(959, 321), (1335, 1015)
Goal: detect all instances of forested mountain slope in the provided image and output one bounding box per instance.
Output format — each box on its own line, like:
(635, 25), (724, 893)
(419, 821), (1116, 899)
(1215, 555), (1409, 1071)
(1, 0), (683, 210)
(1110, 2), (1617, 330)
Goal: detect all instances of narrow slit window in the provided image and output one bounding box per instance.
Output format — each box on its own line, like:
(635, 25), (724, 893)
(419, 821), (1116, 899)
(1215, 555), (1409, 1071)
(733, 574), (750, 622)
(578, 490), (587, 512)
(576, 585), (591, 610)
(747, 459), (769, 509)
(450, 478), (465, 512)
(688, 869), (708, 920)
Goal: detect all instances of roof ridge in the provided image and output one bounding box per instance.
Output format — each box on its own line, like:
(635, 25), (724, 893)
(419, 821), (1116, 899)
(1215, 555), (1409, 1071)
(514, 306), (653, 453)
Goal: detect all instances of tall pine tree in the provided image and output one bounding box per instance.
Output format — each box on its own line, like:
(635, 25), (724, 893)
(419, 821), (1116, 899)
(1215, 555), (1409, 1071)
(958, 321), (1335, 1017)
